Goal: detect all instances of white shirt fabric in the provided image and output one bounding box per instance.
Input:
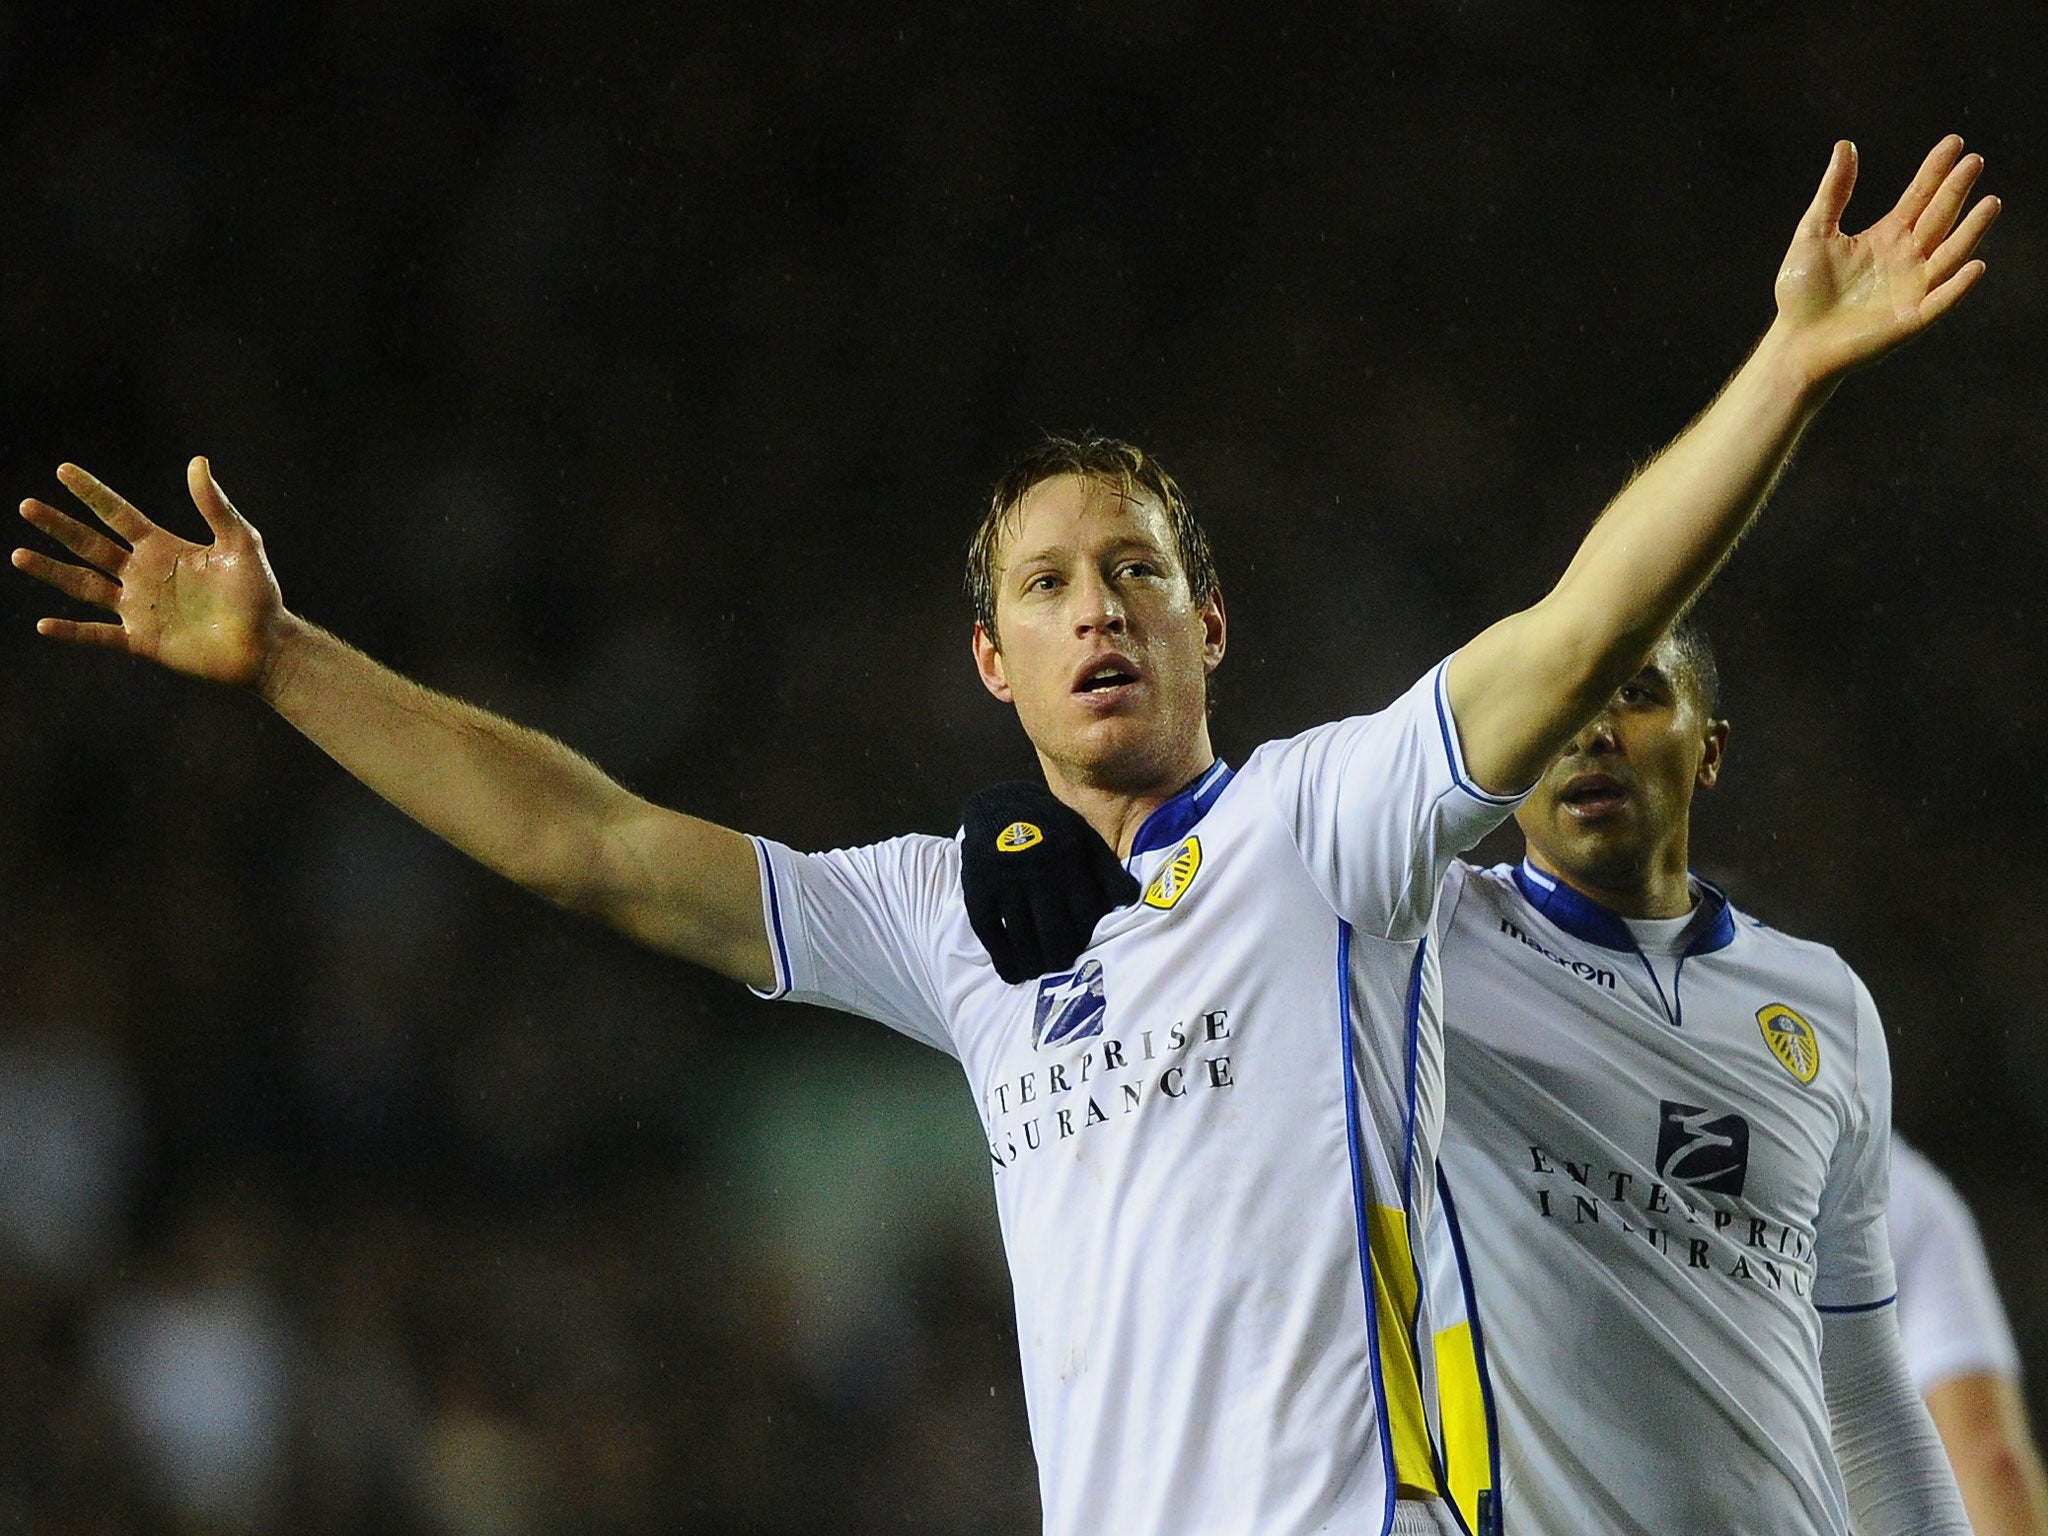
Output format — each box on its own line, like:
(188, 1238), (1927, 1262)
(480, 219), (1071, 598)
(1621, 909), (1695, 1004)
(1437, 860), (1897, 1536)
(1820, 1307), (1970, 1536)
(751, 660), (1521, 1536)
(1888, 1135), (2023, 1394)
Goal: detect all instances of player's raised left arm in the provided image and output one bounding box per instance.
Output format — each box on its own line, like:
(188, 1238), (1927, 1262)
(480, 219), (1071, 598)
(1447, 135), (1999, 795)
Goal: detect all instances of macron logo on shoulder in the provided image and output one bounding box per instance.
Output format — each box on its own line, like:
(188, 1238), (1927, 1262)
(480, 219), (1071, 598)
(1034, 959), (1107, 1049)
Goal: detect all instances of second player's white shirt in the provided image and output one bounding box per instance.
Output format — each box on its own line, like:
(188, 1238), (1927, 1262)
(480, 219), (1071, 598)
(1437, 861), (1896, 1536)
(751, 661), (1519, 1536)
(1889, 1135), (2022, 1395)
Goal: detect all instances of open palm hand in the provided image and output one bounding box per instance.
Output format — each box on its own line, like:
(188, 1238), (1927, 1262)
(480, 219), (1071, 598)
(1775, 135), (2000, 380)
(13, 458), (283, 689)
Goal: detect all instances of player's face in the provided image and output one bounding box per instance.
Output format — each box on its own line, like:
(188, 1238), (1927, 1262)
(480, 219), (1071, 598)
(972, 474), (1225, 798)
(1514, 639), (1728, 913)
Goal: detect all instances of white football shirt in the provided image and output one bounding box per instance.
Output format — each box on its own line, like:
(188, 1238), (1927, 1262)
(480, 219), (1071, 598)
(1437, 860), (1896, 1536)
(751, 661), (1519, 1536)
(1889, 1135), (2022, 1395)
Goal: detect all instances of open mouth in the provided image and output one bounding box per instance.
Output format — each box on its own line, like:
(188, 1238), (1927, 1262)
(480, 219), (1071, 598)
(1072, 653), (1142, 695)
(1559, 774), (1627, 817)
(1077, 665), (1137, 693)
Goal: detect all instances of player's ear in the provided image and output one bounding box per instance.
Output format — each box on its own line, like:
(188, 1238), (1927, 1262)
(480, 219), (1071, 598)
(1200, 584), (1226, 674)
(1696, 719), (1730, 790)
(973, 623), (1013, 703)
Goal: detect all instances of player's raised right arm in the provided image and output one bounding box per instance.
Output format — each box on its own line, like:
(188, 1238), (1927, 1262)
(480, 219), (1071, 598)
(1446, 135), (1998, 798)
(14, 457), (775, 989)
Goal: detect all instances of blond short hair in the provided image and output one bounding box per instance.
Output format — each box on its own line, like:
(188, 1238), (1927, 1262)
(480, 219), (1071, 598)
(965, 434), (1218, 644)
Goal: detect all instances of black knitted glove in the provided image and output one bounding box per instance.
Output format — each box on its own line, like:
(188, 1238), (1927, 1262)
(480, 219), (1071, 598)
(961, 780), (1140, 984)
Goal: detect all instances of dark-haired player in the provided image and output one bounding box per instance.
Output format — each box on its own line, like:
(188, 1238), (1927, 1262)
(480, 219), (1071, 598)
(1432, 622), (1966, 1536)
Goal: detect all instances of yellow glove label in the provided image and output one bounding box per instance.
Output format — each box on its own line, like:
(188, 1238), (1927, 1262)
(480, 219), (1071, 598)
(996, 821), (1044, 852)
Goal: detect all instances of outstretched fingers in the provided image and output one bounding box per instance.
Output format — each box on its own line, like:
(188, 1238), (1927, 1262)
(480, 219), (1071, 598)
(56, 463), (158, 546)
(11, 546), (122, 613)
(1887, 134), (1967, 230)
(1918, 259), (1989, 328)
(33, 616), (130, 649)
(1799, 140), (1859, 237)
(1912, 151), (1985, 251)
(1926, 193), (2002, 288)
(19, 496), (130, 574)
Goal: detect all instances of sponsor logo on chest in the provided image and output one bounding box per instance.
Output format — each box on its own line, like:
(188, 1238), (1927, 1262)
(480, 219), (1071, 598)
(1517, 1093), (1823, 1296)
(1034, 960), (1107, 1048)
(1655, 1101), (1750, 1195)
(992, 959), (1237, 1168)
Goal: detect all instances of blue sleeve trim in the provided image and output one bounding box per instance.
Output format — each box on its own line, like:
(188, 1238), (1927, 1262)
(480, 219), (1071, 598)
(748, 837), (794, 1000)
(1816, 1293), (1899, 1315)
(1432, 659), (1525, 807)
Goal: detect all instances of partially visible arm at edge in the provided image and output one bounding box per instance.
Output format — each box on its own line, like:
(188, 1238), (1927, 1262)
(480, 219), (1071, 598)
(1926, 1372), (2048, 1536)
(1824, 1306), (1971, 1536)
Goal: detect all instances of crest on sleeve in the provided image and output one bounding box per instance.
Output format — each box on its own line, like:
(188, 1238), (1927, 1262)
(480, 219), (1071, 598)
(996, 821), (1043, 852)
(1143, 836), (1203, 910)
(1034, 959), (1106, 1048)
(1756, 1003), (1820, 1085)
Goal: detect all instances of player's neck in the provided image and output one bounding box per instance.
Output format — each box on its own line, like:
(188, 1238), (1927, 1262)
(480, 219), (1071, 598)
(1043, 750), (1218, 859)
(1524, 839), (1695, 920)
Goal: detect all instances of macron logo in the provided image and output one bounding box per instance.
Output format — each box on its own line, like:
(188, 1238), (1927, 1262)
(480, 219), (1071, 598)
(1499, 917), (1616, 990)
(1034, 960), (1107, 1049)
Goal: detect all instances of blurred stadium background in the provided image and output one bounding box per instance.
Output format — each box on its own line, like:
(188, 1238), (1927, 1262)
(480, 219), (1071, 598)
(1, 2), (2042, 1530)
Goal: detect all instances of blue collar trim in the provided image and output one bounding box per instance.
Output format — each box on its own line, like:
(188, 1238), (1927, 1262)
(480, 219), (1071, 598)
(1511, 859), (1736, 958)
(1129, 760), (1234, 858)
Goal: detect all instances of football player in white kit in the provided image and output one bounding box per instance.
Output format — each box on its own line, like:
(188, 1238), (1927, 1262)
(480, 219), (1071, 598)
(12, 138), (1995, 1536)
(1433, 622), (1971, 1536)
(1890, 1136), (2048, 1536)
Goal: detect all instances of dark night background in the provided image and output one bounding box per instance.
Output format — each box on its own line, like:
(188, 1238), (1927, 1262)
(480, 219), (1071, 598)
(1, 2), (2042, 1531)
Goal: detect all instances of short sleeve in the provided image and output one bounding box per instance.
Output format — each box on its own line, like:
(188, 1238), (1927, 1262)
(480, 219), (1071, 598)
(750, 835), (959, 1058)
(1812, 970), (1899, 1313)
(1888, 1140), (2023, 1392)
(1254, 658), (1527, 940)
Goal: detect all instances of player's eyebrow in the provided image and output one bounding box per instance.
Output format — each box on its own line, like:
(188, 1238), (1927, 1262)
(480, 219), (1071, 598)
(1005, 541), (1066, 569)
(1007, 532), (1169, 575)
(1630, 662), (1678, 696)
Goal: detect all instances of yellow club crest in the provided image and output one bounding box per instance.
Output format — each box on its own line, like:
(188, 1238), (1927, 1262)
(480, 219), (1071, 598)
(996, 821), (1043, 852)
(1756, 1004), (1820, 1085)
(1143, 836), (1203, 910)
